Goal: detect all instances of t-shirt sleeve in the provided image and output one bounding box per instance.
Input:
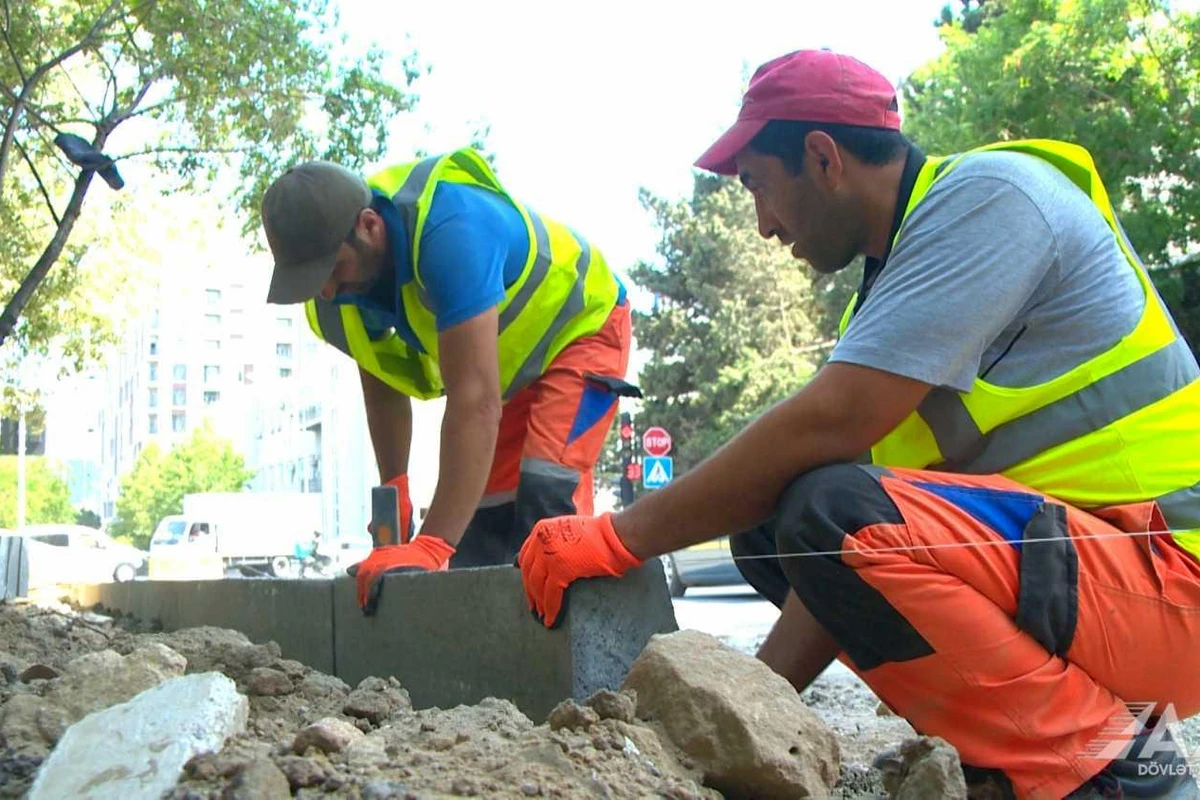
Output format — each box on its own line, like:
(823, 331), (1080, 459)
(416, 185), (510, 332)
(829, 173), (1059, 392)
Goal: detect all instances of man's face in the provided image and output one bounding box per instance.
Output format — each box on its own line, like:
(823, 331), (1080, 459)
(734, 139), (861, 275)
(319, 209), (388, 301)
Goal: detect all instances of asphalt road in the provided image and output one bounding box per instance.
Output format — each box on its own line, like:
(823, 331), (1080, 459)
(670, 584), (857, 680)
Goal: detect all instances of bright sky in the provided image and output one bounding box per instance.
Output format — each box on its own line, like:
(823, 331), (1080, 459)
(337, 0), (951, 291)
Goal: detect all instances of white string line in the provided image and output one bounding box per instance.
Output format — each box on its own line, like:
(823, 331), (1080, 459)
(728, 527), (1186, 561)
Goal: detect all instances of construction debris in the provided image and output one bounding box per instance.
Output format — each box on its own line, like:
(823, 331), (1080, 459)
(27, 672), (248, 799)
(624, 629), (841, 799)
(874, 736), (968, 799)
(8, 597), (1193, 797)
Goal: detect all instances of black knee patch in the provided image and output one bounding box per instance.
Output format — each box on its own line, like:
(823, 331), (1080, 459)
(774, 464), (935, 671)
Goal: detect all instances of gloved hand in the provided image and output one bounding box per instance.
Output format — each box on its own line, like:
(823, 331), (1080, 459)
(349, 535), (456, 615)
(369, 474), (414, 546)
(518, 513), (643, 628)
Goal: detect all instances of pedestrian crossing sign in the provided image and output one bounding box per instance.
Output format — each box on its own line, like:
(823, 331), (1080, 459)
(643, 456), (673, 489)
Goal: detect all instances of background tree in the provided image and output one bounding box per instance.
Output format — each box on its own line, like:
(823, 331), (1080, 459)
(0, 0), (421, 376)
(108, 423), (253, 548)
(74, 507), (100, 528)
(902, 0), (1200, 350)
(0, 455), (73, 527)
(630, 176), (826, 472)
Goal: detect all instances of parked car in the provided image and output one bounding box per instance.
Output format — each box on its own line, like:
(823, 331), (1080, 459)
(21, 524), (147, 584)
(660, 536), (748, 597)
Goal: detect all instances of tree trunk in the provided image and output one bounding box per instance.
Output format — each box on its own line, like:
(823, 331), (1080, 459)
(0, 167), (96, 346)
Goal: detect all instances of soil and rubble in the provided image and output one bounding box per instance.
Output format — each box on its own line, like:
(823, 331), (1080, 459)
(2, 596), (1197, 799)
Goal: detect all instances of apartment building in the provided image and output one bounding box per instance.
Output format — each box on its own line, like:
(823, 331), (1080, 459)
(57, 248), (444, 540)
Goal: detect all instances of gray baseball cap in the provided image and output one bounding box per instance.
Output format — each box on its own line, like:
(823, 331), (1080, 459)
(262, 161), (372, 304)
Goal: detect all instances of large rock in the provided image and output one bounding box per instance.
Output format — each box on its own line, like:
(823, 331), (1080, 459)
(45, 643), (186, 724)
(874, 736), (967, 800)
(28, 672), (248, 799)
(623, 630), (839, 799)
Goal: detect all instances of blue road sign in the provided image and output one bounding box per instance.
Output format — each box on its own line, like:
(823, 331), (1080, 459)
(643, 456), (674, 489)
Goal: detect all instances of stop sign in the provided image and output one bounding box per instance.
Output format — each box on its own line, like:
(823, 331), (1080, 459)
(642, 426), (672, 457)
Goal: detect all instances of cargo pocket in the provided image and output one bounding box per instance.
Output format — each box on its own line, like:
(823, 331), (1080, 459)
(1014, 502), (1079, 658)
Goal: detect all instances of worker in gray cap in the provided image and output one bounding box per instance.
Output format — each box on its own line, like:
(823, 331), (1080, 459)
(260, 148), (636, 615)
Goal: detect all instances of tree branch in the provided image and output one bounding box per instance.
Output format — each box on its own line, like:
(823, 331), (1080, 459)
(58, 60), (102, 120)
(0, 151), (100, 346)
(0, 84), (66, 134)
(0, 0), (125, 201)
(13, 136), (60, 226)
(103, 68), (160, 130)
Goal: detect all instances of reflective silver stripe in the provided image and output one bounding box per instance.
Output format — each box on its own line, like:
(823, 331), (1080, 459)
(519, 457), (580, 482)
(391, 155), (440, 239)
(933, 338), (1199, 474)
(918, 388), (983, 465)
(313, 300), (351, 356)
(503, 233), (591, 401)
(1158, 481), (1200, 530)
(389, 156), (441, 310)
(499, 211), (552, 331)
(477, 490), (517, 509)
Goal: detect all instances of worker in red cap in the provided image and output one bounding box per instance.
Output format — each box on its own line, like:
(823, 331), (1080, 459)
(518, 49), (1200, 798)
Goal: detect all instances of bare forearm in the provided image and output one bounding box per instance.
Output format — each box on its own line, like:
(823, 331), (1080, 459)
(360, 368), (412, 481)
(615, 399), (849, 558)
(612, 364), (927, 560)
(420, 397), (500, 545)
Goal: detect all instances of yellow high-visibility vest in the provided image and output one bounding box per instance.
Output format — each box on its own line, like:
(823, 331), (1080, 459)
(304, 148), (620, 401)
(839, 139), (1200, 557)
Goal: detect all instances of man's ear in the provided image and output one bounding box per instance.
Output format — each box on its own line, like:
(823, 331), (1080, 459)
(804, 131), (843, 189)
(361, 207), (386, 245)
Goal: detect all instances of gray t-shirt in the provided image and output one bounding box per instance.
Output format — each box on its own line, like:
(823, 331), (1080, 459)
(831, 151), (1145, 391)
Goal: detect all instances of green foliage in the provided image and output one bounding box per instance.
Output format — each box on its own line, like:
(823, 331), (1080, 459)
(1, 0), (421, 377)
(903, 0), (1200, 268)
(74, 507), (100, 528)
(630, 177), (827, 472)
(0, 455), (74, 527)
(108, 423), (253, 548)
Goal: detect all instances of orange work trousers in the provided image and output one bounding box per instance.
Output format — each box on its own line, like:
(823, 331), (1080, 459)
(733, 463), (1200, 799)
(451, 300), (632, 568)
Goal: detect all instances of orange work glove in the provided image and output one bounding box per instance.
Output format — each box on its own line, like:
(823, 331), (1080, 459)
(348, 535), (455, 615)
(518, 513), (643, 628)
(369, 474), (415, 546)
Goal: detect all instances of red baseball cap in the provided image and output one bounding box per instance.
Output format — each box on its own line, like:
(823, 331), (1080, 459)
(695, 49), (902, 175)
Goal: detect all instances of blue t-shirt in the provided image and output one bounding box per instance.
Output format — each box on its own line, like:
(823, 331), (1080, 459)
(336, 183), (531, 351)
